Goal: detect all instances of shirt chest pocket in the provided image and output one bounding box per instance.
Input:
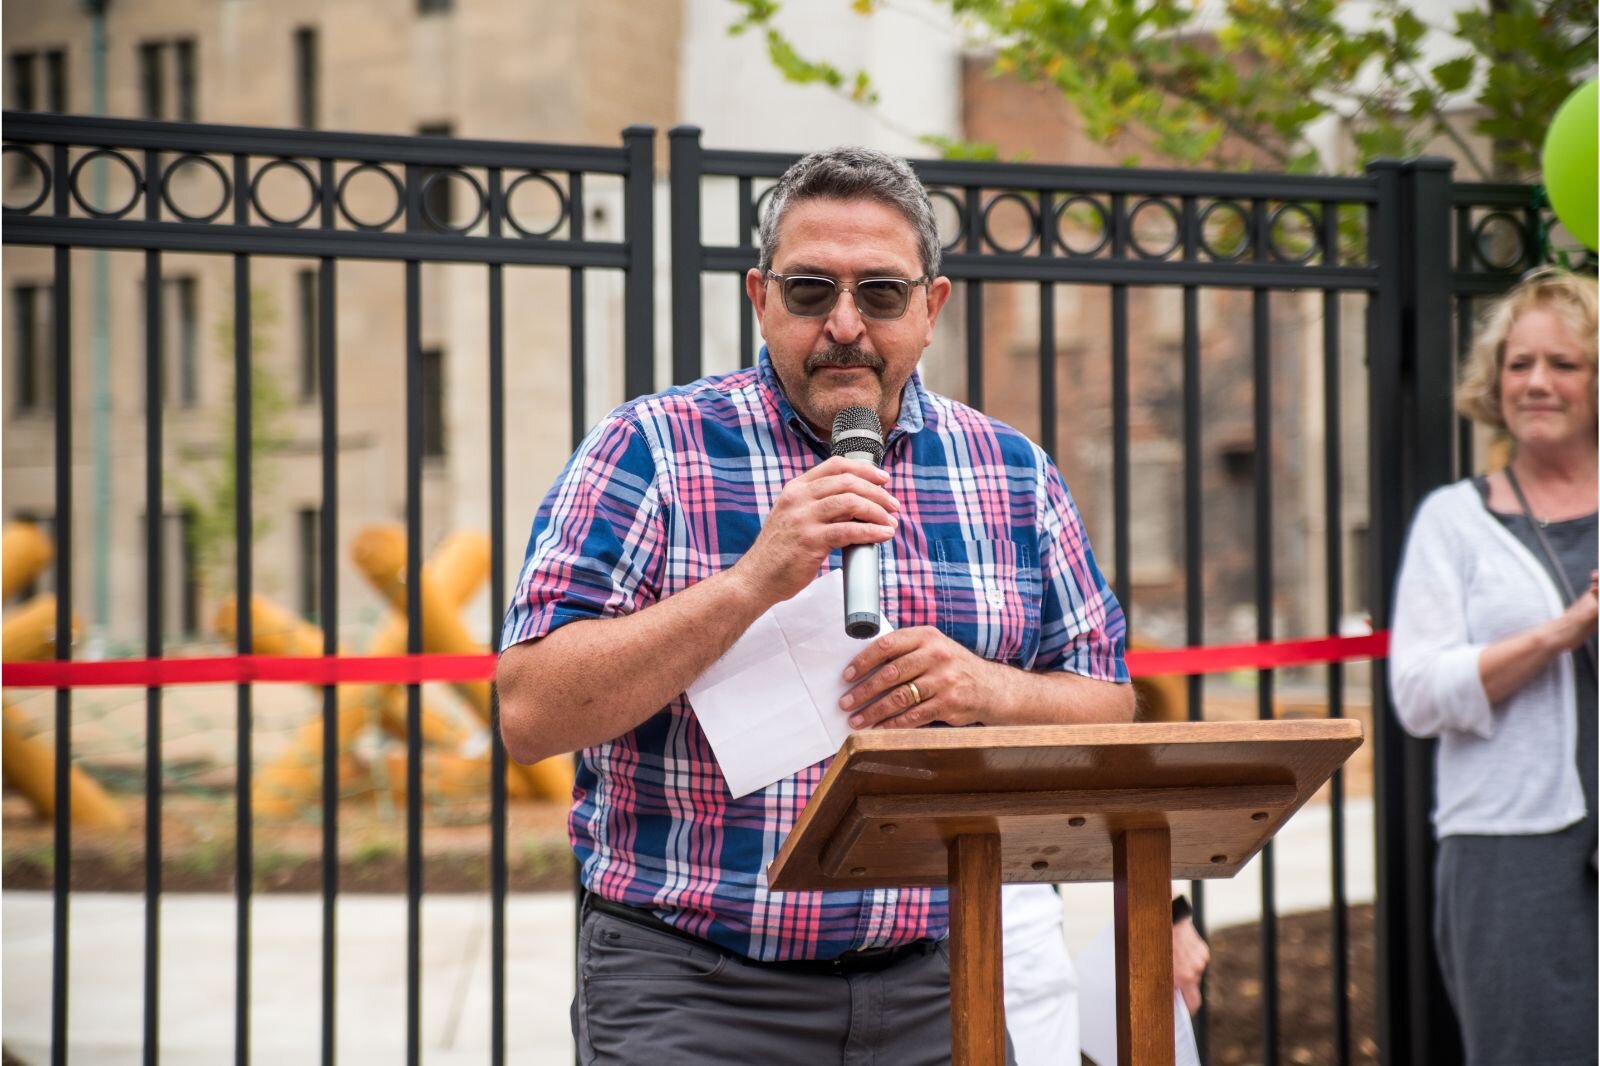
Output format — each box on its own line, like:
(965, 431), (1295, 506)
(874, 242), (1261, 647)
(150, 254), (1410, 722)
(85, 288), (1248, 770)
(932, 538), (1043, 667)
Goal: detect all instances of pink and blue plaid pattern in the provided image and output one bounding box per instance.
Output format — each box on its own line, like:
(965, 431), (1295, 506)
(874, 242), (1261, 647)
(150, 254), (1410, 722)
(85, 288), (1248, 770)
(502, 349), (1126, 961)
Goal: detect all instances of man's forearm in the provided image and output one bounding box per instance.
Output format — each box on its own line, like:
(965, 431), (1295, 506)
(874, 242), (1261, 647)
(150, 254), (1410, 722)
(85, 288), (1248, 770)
(990, 664), (1135, 726)
(497, 566), (771, 764)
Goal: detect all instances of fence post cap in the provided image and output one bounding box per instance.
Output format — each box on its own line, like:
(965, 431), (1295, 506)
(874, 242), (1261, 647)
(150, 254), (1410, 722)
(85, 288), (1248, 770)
(1364, 156), (1454, 174)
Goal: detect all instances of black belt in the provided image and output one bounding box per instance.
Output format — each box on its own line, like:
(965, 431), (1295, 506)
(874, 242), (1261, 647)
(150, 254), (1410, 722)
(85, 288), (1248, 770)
(585, 894), (940, 975)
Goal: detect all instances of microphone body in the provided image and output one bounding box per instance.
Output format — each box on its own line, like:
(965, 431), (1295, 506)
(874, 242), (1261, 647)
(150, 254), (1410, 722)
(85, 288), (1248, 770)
(830, 407), (886, 639)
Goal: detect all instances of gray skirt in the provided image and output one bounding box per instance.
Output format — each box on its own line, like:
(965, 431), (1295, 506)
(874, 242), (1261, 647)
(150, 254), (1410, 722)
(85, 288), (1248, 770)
(1434, 817), (1598, 1066)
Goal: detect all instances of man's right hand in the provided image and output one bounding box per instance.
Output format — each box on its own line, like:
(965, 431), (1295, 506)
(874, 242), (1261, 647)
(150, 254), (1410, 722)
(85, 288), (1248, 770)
(732, 456), (899, 606)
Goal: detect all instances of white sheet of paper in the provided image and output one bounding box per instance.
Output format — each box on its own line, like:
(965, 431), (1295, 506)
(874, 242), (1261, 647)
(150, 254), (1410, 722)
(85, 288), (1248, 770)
(1076, 920), (1201, 1066)
(685, 568), (887, 798)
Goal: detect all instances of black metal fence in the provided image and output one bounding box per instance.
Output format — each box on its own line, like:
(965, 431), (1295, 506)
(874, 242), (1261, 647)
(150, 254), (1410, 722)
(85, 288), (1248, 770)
(2, 111), (1566, 1066)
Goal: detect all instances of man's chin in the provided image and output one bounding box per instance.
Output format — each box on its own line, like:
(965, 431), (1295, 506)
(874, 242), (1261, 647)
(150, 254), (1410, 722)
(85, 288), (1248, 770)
(806, 386), (883, 434)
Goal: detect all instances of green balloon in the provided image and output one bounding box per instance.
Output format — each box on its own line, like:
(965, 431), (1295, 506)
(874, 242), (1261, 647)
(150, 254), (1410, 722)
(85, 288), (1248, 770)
(1542, 78), (1598, 251)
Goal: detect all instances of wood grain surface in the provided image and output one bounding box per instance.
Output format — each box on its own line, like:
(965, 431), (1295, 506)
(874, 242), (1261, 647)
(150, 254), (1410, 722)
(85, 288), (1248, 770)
(768, 720), (1361, 892)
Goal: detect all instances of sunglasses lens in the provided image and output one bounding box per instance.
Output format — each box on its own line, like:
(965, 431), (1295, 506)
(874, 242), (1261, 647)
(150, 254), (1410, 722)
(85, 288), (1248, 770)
(782, 276), (837, 316)
(855, 280), (910, 319)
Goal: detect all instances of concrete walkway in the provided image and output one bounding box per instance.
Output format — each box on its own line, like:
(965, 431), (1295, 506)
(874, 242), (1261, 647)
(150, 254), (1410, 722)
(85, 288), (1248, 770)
(3, 797), (1372, 1065)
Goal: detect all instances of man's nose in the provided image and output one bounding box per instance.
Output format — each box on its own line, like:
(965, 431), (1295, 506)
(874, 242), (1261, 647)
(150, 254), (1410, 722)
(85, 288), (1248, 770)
(824, 289), (866, 343)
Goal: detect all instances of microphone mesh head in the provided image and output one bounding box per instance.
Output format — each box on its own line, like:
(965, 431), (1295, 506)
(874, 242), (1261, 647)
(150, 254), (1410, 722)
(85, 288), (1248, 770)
(830, 406), (885, 464)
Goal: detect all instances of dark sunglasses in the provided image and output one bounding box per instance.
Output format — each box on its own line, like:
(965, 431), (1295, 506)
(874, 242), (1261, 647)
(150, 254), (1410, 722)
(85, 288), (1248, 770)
(766, 271), (930, 321)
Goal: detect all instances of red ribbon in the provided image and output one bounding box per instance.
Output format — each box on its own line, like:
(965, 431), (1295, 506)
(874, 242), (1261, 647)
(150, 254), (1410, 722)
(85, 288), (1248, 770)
(1, 633), (1388, 689)
(0, 653), (499, 689)
(1125, 632), (1389, 677)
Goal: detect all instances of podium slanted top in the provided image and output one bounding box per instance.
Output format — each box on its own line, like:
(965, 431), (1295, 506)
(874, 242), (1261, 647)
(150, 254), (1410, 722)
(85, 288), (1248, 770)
(768, 720), (1362, 893)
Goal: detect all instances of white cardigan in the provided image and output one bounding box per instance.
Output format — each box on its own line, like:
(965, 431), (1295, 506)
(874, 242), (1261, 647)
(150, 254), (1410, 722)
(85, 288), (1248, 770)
(1389, 479), (1586, 838)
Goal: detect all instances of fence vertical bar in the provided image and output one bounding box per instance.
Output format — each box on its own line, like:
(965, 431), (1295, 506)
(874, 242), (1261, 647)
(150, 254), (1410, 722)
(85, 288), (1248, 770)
(1252, 280), (1279, 1066)
(141, 144), (166, 1066)
(49, 139), (74, 1066)
(965, 186), (984, 410)
(1180, 258), (1208, 1053)
(669, 126), (703, 386)
(488, 255), (509, 1066)
(1321, 200), (1350, 1066)
(569, 172), (587, 445)
(622, 125), (655, 402)
(1453, 203), (1475, 476)
(1037, 190), (1056, 460)
(1110, 193), (1130, 615)
(231, 147), (255, 1066)
(739, 176), (755, 368)
(317, 154), (340, 1066)
(566, 169), (589, 1006)
(1367, 157), (1461, 1066)
(404, 256), (424, 1066)
(484, 162), (509, 1066)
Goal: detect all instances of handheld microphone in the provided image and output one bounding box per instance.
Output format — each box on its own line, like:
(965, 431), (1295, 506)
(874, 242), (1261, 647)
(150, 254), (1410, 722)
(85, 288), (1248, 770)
(830, 406), (886, 639)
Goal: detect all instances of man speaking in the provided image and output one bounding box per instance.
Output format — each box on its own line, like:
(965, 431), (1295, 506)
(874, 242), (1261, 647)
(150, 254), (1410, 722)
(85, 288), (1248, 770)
(497, 146), (1133, 1063)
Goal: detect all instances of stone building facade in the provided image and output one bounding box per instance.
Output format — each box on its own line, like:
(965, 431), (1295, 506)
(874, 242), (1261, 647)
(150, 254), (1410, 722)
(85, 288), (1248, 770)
(3, 0), (684, 652)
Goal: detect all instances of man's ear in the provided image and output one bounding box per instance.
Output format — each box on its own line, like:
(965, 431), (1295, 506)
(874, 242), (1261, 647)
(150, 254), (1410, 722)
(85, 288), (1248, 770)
(922, 276), (953, 344)
(745, 268), (768, 315)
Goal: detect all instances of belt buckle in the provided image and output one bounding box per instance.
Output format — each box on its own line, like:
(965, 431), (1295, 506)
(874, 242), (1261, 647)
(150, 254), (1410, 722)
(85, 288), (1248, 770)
(834, 944), (887, 974)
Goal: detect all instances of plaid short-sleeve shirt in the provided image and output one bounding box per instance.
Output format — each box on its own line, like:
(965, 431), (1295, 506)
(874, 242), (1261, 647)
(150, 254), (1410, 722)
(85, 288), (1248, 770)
(502, 349), (1127, 961)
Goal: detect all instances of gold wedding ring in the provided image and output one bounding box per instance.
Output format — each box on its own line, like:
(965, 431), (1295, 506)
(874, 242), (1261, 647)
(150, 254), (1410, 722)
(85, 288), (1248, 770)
(907, 680), (923, 705)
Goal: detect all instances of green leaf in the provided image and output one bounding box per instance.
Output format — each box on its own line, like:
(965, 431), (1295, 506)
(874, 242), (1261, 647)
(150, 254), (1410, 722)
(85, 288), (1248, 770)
(918, 134), (1001, 161)
(1287, 147), (1322, 174)
(1430, 55), (1475, 94)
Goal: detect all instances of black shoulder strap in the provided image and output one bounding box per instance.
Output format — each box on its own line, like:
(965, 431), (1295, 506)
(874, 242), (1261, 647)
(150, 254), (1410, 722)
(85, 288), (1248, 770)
(1504, 465), (1595, 682)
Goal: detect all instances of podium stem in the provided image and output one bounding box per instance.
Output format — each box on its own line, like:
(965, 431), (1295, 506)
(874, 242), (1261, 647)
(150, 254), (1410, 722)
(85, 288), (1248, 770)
(948, 832), (1005, 1066)
(1114, 826), (1176, 1066)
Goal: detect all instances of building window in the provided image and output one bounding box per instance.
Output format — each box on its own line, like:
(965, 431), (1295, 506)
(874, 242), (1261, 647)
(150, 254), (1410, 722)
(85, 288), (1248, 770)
(175, 509), (199, 636)
(297, 507), (320, 621)
(297, 269), (318, 402)
(138, 42), (163, 119)
(9, 48), (67, 112)
(1348, 524), (1369, 615)
(417, 122), (454, 231)
(421, 347), (446, 458)
(141, 275), (200, 408)
(175, 40), (196, 121)
(418, 0), (453, 13)
(139, 38), (197, 121)
(144, 509), (200, 638)
(293, 27), (318, 129)
(171, 276), (198, 406)
(12, 284), (54, 414)
(6, 512), (55, 605)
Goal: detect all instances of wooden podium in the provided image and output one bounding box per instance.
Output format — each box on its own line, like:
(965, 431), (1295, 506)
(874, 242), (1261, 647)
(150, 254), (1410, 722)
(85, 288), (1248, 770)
(768, 720), (1362, 1066)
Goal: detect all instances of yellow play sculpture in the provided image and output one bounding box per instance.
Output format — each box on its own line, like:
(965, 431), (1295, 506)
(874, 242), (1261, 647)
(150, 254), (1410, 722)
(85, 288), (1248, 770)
(1, 523), (127, 829)
(239, 526), (570, 818)
(2, 522), (53, 600)
(351, 526), (571, 802)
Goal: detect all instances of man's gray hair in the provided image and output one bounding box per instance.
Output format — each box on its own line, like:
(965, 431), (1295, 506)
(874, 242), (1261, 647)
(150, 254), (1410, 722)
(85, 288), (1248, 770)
(757, 146), (941, 277)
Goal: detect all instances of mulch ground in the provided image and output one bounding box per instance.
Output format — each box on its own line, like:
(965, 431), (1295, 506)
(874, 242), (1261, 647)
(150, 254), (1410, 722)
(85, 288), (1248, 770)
(1203, 903), (1378, 1066)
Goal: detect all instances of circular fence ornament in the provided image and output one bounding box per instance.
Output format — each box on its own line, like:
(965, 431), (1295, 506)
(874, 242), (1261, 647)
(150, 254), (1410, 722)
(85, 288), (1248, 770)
(2, 146), (51, 214)
(163, 154), (233, 224)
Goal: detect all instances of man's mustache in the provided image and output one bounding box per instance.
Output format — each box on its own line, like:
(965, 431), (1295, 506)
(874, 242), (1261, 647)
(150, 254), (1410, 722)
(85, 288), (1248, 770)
(804, 345), (884, 375)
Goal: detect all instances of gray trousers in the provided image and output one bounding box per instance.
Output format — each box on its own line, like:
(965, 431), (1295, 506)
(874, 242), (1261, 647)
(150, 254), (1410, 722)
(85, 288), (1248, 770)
(576, 906), (1015, 1065)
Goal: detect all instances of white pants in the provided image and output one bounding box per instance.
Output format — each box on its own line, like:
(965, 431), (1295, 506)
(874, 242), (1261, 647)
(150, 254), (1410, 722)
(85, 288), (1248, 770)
(1001, 883), (1080, 1066)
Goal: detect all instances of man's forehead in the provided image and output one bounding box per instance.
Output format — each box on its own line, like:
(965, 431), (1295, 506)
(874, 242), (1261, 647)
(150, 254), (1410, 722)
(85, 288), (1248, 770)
(772, 196), (922, 266)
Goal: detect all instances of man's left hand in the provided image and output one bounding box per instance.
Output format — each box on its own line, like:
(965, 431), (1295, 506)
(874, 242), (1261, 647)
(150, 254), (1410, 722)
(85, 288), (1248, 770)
(839, 627), (1005, 729)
